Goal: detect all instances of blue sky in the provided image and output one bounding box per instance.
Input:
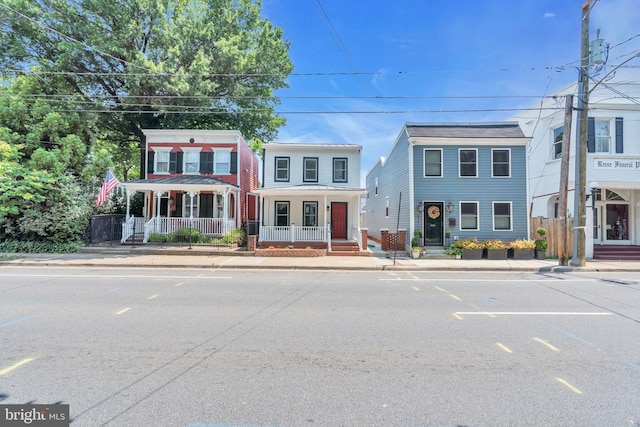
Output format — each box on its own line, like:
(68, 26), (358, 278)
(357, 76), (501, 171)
(262, 0), (640, 183)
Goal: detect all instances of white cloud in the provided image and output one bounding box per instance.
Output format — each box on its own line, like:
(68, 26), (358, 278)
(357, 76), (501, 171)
(544, 12), (556, 18)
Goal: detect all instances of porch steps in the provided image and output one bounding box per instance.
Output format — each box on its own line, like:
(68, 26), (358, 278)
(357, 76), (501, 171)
(121, 233), (145, 245)
(328, 240), (361, 256)
(421, 247), (449, 259)
(593, 245), (640, 260)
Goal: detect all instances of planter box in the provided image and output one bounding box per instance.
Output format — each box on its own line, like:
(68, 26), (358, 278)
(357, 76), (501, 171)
(534, 249), (546, 260)
(486, 249), (507, 260)
(461, 248), (483, 260)
(511, 248), (534, 260)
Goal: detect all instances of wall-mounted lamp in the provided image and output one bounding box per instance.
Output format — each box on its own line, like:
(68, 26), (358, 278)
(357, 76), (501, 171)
(446, 202), (454, 214)
(589, 182), (599, 209)
(416, 203), (424, 213)
(327, 205), (330, 212)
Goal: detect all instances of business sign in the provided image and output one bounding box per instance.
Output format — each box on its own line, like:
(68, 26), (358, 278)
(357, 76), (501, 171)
(593, 158), (640, 170)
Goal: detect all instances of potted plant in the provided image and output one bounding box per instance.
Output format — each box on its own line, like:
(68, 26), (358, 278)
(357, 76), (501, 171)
(453, 238), (483, 259)
(534, 227), (548, 259)
(483, 239), (507, 260)
(445, 245), (462, 259)
(508, 239), (535, 260)
(411, 230), (422, 259)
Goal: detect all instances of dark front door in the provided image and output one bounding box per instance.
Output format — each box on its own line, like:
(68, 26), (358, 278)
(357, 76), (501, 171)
(423, 202), (444, 246)
(331, 202), (347, 239)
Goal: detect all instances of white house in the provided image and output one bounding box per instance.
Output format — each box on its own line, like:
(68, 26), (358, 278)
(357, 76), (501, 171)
(254, 143), (366, 253)
(513, 81), (640, 259)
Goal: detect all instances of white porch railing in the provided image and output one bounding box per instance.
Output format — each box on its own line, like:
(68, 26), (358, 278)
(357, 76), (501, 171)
(260, 225), (326, 242)
(351, 225), (362, 252)
(143, 217), (235, 243)
(120, 216), (146, 243)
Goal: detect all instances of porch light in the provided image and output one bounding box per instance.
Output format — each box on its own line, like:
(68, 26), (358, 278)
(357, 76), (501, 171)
(446, 202), (454, 214)
(416, 203), (424, 213)
(327, 205), (330, 212)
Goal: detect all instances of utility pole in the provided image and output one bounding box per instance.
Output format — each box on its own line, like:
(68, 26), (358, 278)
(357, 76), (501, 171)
(558, 94), (573, 266)
(570, 0), (591, 267)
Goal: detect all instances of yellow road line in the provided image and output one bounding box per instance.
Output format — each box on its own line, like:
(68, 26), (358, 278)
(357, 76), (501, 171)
(435, 286), (447, 292)
(534, 337), (560, 352)
(448, 294), (462, 301)
(452, 313), (464, 320)
(412, 286), (421, 291)
(147, 295), (158, 300)
(496, 343), (513, 353)
(115, 307), (131, 315)
(556, 377), (583, 394)
(174, 282), (185, 287)
(0, 358), (34, 375)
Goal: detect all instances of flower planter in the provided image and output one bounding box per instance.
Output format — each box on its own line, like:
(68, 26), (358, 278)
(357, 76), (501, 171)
(486, 249), (507, 260)
(511, 248), (534, 260)
(534, 249), (546, 260)
(461, 248), (483, 260)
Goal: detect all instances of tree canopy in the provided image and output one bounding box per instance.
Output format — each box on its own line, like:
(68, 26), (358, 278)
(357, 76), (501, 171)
(0, 0), (293, 165)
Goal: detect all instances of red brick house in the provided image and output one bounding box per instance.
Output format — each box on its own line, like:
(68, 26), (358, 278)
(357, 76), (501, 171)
(120, 129), (259, 243)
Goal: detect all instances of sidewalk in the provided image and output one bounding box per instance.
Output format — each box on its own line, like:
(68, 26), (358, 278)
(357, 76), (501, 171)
(2, 244), (640, 272)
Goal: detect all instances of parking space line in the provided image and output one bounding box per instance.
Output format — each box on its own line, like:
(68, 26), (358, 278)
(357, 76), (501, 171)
(115, 307), (131, 315)
(534, 337), (560, 352)
(556, 377), (583, 394)
(0, 358), (34, 375)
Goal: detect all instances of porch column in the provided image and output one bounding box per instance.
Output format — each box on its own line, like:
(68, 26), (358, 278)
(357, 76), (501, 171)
(323, 194), (328, 242)
(125, 189), (132, 218)
(155, 191), (164, 218)
(187, 191), (196, 218)
(258, 195), (265, 242)
(223, 189), (229, 234)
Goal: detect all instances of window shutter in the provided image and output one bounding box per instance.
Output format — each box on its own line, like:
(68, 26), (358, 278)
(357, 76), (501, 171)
(200, 152), (213, 173)
(147, 152), (154, 174)
(230, 151), (238, 174)
(176, 152), (183, 174)
(587, 117), (595, 153)
(615, 117), (623, 153)
(169, 152), (177, 173)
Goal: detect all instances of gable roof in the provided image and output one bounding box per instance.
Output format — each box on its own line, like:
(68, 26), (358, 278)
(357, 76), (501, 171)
(405, 122), (526, 139)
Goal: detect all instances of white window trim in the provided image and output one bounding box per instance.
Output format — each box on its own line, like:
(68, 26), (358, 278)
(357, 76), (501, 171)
(423, 148), (443, 178)
(552, 126), (564, 160)
(303, 157), (319, 183)
(492, 201), (513, 231)
(275, 157), (290, 182)
(594, 118), (613, 154)
(459, 201), (479, 231)
(491, 148), (511, 178)
(213, 148), (232, 175)
(152, 147), (172, 175)
(181, 147), (202, 175)
(458, 148), (478, 178)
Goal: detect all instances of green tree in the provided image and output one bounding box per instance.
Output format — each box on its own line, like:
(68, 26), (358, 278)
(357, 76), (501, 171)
(0, 0), (293, 175)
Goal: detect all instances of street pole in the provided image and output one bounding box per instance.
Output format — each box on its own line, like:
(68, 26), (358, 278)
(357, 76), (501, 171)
(570, 0), (591, 267)
(558, 94), (573, 266)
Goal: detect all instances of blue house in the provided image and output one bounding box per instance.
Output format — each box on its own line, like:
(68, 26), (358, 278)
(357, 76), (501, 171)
(364, 122), (531, 249)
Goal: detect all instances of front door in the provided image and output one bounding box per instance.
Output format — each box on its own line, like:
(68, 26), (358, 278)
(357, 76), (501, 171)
(604, 203), (629, 243)
(423, 202), (444, 246)
(331, 202), (347, 239)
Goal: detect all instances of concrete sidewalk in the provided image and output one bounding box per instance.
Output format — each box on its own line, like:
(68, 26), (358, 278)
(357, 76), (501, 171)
(2, 245), (639, 271)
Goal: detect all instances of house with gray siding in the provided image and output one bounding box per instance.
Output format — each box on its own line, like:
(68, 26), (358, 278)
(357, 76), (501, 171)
(364, 122), (530, 249)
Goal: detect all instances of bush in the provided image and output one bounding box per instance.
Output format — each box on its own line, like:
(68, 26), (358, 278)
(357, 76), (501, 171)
(0, 240), (81, 253)
(509, 239), (535, 249)
(483, 239), (506, 250)
(453, 237), (482, 250)
(534, 239), (548, 251)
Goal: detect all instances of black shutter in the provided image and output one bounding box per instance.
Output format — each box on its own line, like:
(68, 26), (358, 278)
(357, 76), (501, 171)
(587, 117), (595, 153)
(615, 117), (623, 153)
(176, 152), (183, 174)
(147, 152), (154, 174)
(230, 151), (238, 174)
(169, 152), (177, 173)
(200, 152), (213, 174)
(175, 193), (183, 217)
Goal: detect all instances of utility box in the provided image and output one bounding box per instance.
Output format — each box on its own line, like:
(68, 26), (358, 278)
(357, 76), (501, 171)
(590, 39), (606, 65)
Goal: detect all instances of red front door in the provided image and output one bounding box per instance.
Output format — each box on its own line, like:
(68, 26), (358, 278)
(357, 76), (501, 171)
(331, 202), (347, 239)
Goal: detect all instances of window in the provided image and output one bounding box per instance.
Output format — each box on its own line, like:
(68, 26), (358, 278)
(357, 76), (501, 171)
(553, 126), (564, 159)
(459, 149), (477, 177)
(460, 202), (479, 230)
(275, 201), (289, 226)
(492, 149), (510, 177)
(493, 202), (512, 231)
(385, 196), (389, 218)
(214, 150), (231, 174)
(595, 119), (611, 153)
(303, 202), (318, 227)
(275, 157), (289, 182)
(303, 157), (318, 182)
(185, 193), (199, 218)
(153, 148), (171, 173)
(182, 148), (201, 174)
(424, 149), (442, 177)
(333, 158), (348, 182)
(375, 177), (378, 196)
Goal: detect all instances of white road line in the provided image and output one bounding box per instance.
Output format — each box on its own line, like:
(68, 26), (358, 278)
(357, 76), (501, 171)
(455, 312), (612, 316)
(0, 274), (232, 279)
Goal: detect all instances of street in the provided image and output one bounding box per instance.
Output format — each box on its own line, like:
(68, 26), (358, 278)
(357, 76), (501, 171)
(1, 267), (639, 426)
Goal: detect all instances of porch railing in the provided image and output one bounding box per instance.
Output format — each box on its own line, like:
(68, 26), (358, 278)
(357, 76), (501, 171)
(260, 225), (326, 242)
(143, 217), (235, 243)
(120, 216), (146, 243)
(351, 225), (362, 252)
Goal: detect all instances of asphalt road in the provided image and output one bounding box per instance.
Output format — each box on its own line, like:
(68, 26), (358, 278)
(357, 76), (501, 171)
(1, 267), (639, 427)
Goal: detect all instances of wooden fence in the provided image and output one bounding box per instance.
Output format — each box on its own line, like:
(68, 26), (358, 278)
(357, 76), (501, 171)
(529, 217), (573, 259)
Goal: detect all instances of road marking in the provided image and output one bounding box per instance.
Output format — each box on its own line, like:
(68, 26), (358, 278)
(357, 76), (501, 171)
(455, 312), (612, 316)
(452, 313), (463, 320)
(435, 286), (447, 292)
(412, 286), (421, 291)
(534, 337), (560, 352)
(0, 273), (232, 279)
(556, 377), (583, 394)
(0, 358), (34, 375)
(1, 315), (34, 327)
(448, 294), (462, 301)
(115, 307), (131, 315)
(551, 326), (595, 347)
(623, 360), (640, 372)
(147, 295), (158, 300)
(496, 343), (512, 353)
(175, 282), (185, 287)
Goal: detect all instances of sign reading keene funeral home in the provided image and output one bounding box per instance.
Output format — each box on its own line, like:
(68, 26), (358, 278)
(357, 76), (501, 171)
(593, 158), (640, 170)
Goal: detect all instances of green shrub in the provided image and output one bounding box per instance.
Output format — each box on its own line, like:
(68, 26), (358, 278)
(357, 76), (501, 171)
(0, 240), (81, 253)
(453, 237), (482, 250)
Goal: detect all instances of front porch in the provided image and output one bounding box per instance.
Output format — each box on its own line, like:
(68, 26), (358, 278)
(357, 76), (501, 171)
(121, 216), (236, 244)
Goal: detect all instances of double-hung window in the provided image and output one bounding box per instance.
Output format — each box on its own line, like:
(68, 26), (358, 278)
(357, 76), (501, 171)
(493, 202), (512, 231)
(303, 157), (318, 182)
(553, 126), (564, 159)
(275, 157), (289, 182)
(595, 119), (611, 153)
(424, 149), (442, 177)
(153, 148), (171, 174)
(303, 202), (318, 227)
(492, 149), (510, 177)
(214, 150), (231, 174)
(460, 202), (479, 230)
(182, 148), (201, 174)
(275, 201), (289, 226)
(459, 149), (477, 177)
(333, 158), (348, 182)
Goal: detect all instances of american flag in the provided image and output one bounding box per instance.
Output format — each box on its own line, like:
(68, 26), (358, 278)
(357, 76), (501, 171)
(96, 169), (120, 206)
